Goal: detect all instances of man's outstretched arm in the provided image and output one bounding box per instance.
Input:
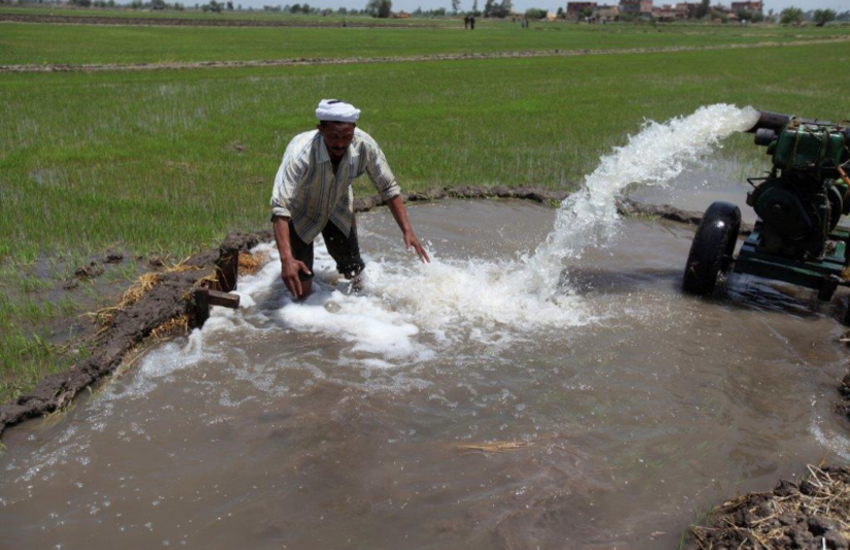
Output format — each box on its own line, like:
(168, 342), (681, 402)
(273, 216), (312, 298)
(385, 196), (430, 263)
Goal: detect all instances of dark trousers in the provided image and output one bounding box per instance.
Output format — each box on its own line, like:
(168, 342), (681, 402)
(289, 219), (366, 281)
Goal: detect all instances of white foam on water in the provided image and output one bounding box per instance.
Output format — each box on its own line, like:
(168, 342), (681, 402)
(811, 416), (850, 462)
(131, 105), (759, 377)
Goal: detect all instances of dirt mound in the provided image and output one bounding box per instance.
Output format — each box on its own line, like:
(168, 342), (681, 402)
(685, 465), (850, 550)
(0, 229), (270, 437)
(3, 37), (849, 74)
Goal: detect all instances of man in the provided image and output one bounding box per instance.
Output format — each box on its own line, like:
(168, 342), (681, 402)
(270, 99), (429, 300)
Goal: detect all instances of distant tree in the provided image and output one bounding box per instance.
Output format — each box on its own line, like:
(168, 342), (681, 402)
(202, 0), (223, 12)
(365, 0), (391, 17)
(837, 10), (850, 21)
(579, 6), (592, 17)
(525, 7), (546, 18)
(482, 0), (494, 16)
(130, 0), (144, 8)
(494, 0), (511, 17)
(150, 0), (166, 9)
(556, 6), (564, 18)
(471, 0), (478, 15)
(226, 1), (233, 9)
(337, 6), (347, 12)
(813, 8), (836, 25)
(779, 6), (803, 23)
(736, 9), (762, 22)
(693, 0), (709, 18)
(451, 0), (459, 13)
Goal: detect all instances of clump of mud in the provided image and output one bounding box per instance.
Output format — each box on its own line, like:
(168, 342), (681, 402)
(685, 465), (850, 550)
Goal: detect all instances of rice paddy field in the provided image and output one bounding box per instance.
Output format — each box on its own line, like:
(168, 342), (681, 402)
(0, 10), (848, 401)
(2, 19), (849, 65)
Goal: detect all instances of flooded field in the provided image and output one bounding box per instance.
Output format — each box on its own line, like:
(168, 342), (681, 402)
(2, 197), (849, 550)
(3, 104), (849, 550)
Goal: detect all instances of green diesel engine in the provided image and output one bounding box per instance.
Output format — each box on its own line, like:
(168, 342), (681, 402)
(747, 113), (850, 260)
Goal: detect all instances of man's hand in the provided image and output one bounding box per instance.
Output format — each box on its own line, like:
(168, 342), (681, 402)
(385, 196), (430, 264)
(403, 231), (430, 263)
(281, 257), (311, 299)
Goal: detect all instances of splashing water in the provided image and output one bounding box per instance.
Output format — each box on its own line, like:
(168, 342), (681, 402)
(523, 103), (760, 299)
(228, 105), (758, 361)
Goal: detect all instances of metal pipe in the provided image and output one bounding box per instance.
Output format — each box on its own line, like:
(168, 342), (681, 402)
(744, 110), (835, 134)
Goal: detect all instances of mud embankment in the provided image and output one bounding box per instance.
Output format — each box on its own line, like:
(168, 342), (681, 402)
(0, 12), (438, 28)
(0, 230), (269, 437)
(2, 37), (849, 74)
(684, 465), (850, 550)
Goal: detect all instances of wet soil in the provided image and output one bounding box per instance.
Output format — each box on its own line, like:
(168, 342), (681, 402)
(685, 465), (850, 550)
(2, 37), (848, 73)
(0, 231), (268, 435)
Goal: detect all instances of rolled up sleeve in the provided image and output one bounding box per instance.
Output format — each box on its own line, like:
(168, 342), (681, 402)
(270, 149), (307, 220)
(365, 143), (401, 202)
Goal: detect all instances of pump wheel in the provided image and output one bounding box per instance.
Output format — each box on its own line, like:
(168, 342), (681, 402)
(682, 201), (742, 296)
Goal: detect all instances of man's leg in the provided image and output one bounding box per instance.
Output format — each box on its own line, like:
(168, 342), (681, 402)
(288, 221), (315, 298)
(322, 217), (366, 288)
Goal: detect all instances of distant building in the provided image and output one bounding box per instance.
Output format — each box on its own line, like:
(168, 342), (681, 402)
(657, 3), (674, 18)
(567, 1), (597, 19)
(674, 2), (697, 19)
(619, 0), (653, 17)
(595, 3), (619, 18)
(730, 0), (762, 13)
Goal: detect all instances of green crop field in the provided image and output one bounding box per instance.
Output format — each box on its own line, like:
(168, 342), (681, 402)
(2, 19), (849, 65)
(0, 18), (848, 401)
(0, 5), (458, 24)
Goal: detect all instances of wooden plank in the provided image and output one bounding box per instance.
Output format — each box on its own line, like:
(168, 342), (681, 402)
(207, 289), (240, 309)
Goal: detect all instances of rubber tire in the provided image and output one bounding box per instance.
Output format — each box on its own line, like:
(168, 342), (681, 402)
(682, 201), (742, 296)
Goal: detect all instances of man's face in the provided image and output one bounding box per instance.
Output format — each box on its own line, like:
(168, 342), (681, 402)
(318, 122), (356, 161)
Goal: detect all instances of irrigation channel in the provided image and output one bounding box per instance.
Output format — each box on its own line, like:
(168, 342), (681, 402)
(3, 105), (850, 549)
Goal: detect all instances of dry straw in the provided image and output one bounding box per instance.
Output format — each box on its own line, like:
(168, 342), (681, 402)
(238, 250), (270, 276)
(689, 464), (850, 550)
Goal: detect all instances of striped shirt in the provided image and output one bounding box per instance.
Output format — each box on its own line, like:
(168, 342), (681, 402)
(270, 128), (401, 244)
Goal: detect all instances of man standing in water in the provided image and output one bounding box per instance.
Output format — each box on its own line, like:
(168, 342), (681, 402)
(271, 99), (430, 299)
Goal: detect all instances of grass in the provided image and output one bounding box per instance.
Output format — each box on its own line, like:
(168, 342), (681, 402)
(2, 43), (848, 264)
(1, 21), (849, 66)
(0, 26), (849, 402)
(0, 4), (462, 25)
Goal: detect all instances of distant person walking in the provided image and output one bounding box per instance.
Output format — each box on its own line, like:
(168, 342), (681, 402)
(469, 13), (475, 29)
(270, 100), (429, 300)
(464, 14), (470, 28)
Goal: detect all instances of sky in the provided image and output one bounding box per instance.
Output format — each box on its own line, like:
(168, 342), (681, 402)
(235, 0), (848, 14)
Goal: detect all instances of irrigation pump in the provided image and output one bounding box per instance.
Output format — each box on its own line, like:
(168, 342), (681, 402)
(683, 111), (850, 320)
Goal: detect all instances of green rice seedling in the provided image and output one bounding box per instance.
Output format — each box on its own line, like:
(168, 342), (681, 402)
(1, 20), (848, 66)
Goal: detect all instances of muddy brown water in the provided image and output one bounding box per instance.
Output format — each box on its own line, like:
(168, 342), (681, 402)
(2, 198), (849, 550)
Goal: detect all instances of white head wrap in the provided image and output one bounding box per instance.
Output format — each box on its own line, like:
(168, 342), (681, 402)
(315, 99), (360, 124)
